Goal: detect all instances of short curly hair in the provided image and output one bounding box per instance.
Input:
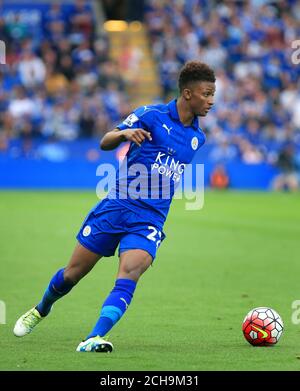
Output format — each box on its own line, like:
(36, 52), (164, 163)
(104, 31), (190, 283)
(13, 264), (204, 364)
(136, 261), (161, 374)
(178, 61), (216, 93)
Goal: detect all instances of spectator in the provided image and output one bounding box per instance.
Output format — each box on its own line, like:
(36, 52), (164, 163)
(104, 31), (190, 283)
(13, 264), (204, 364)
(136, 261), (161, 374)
(44, 2), (65, 42)
(68, 0), (94, 41)
(118, 37), (143, 86)
(18, 50), (46, 88)
(239, 140), (264, 164)
(45, 66), (69, 97)
(210, 138), (237, 164)
(272, 144), (299, 191)
(8, 86), (35, 119)
(79, 100), (96, 138)
(210, 164), (230, 190)
(58, 55), (76, 82)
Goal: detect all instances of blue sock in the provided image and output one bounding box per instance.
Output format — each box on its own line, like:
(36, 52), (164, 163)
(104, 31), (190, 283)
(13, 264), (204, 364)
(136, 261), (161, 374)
(36, 268), (74, 317)
(86, 278), (137, 339)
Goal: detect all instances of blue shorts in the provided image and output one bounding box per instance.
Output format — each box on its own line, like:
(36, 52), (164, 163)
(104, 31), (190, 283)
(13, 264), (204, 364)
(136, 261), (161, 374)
(76, 199), (165, 260)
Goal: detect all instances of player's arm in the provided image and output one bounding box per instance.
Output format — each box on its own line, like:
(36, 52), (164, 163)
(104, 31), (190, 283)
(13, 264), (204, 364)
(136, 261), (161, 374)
(100, 128), (152, 150)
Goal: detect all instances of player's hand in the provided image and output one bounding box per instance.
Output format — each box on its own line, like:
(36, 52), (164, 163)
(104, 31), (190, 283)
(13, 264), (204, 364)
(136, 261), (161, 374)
(121, 129), (152, 147)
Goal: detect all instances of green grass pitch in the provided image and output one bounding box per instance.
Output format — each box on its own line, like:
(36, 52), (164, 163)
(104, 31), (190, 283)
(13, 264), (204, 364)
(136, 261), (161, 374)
(0, 190), (300, 371)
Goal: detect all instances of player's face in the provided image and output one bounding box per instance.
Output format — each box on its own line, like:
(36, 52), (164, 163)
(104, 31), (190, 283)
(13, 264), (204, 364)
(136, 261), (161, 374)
(185, 81), (215, 116)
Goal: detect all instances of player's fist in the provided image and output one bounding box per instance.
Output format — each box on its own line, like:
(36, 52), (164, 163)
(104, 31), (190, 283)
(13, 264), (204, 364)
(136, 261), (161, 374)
(121, 129), (152, 147)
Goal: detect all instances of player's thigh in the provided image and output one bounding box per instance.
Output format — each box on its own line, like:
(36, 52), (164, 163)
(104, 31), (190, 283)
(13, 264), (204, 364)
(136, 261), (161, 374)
(119, 225), (164, 261)
(117, 249), (152, 282)
(64, 242), (103, 283)
(77, 209), (123, 257)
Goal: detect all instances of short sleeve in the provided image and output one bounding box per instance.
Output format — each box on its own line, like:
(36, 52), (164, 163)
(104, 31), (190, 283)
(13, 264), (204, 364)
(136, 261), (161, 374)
(116, 107), (153, 132)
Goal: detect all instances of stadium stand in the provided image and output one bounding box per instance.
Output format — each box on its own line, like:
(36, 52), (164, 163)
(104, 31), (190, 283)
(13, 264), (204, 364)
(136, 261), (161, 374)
(0, 0), (299, 190)
(0, 0), (131, 146)
(144, 0), (300, 169)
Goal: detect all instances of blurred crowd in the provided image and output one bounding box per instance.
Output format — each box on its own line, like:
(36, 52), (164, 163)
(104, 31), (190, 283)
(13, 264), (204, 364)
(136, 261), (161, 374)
(145, 0), (300, 171)
(0, 0), (300, 186)
(0, 0), (131, 157)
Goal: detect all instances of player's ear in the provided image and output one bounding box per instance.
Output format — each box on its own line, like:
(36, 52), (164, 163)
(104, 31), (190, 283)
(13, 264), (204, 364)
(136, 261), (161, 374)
(182, 88), (192, 100)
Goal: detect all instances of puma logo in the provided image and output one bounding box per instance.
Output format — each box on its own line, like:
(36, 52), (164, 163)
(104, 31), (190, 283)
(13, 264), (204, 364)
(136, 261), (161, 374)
(120, 298), (129, 309)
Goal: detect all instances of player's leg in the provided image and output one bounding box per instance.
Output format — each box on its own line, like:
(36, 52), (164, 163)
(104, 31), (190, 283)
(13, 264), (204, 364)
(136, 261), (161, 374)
(117, 249), (153, 281)
(35, 243), (102, 316)
(88, 249), (152, 336)
(13, 243), (102, 337)
(77, 249), (152, 352)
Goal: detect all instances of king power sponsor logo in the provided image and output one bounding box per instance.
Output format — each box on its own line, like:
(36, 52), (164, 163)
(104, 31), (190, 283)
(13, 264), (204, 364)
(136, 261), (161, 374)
(152, 151), (186, 183)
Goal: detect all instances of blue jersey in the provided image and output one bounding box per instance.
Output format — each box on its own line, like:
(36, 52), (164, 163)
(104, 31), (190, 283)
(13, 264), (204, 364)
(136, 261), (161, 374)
(108, 99), (206, 226)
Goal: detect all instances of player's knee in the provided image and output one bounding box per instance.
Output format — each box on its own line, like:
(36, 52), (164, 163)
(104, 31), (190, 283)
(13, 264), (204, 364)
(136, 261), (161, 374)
(63, 266), (82, 285)
(120, 269), (143, 281)
(119, 253), (152, 281)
